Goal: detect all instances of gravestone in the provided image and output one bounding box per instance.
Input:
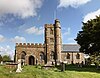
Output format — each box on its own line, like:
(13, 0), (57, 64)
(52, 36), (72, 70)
(61, 62), (65, 72)
(16, 59), (22, 72)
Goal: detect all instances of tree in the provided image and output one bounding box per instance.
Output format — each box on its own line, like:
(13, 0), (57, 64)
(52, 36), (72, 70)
(75, 15), (100, 55)
(2, 55), (11, 62)
(0, 55), (3, 62)
(75, 16), (100, 67)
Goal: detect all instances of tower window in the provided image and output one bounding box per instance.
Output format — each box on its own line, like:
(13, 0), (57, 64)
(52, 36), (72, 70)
(50, 38), (54, 42)
(50, 51), (55, 60)
(50, 28), (54, 34)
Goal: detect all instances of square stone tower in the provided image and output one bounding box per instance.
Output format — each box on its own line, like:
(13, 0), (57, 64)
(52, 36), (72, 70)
(44, 24), (55, 63)
(44, 19), (62, 64)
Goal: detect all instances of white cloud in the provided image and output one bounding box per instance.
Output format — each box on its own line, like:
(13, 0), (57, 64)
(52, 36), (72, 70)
(63, 27), (71, 36)
(11, 36), (26, 43)
(0, 0), (43, 19)
(0, 45), (14, 60)
(58, 0), (91, 8)
(25, 26), (44, 35)
(0, 35), (6, 42)
(83, 9), (100, 23)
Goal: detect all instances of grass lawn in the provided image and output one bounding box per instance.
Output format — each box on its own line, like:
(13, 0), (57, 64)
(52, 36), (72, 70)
(0, 65), (100, 78)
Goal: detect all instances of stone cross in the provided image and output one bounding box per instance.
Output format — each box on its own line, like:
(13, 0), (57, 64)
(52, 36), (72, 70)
(16, 59), (22, 72)
(1, 61), (3, 65)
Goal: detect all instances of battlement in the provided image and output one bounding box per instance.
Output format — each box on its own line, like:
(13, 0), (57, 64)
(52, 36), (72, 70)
(45, 24), (54, 28)
(16, 43), (44, 48)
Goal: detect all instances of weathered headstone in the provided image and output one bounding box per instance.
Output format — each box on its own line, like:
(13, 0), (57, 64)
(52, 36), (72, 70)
(16, 59), (22, 72)
(61, 62), (65, 72)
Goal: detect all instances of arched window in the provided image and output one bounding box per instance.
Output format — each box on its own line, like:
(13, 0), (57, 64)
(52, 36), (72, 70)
(50, 38), (54, 42)
(21, 51), (26, 59)
(76, 53), (80, 59)
(66, 53), (70, 59)
(40, 52), (44, 61)
(50, 28), (53, 34)
(50, 51), (55, 60)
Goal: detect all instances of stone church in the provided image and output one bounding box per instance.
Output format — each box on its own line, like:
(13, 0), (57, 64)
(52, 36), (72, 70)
(15, 19), (85, 65)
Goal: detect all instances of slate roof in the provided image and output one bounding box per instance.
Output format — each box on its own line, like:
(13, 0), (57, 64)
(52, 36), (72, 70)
(62, 44), (80, 52)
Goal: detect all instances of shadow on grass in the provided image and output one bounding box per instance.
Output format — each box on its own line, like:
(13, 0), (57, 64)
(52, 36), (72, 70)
(60, 64), (100, 73)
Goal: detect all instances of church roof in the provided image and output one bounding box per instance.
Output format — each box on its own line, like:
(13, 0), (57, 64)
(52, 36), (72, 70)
(62, 44), (80, 52)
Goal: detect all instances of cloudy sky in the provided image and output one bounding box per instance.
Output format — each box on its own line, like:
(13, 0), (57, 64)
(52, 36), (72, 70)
(0, 0), (100, 59)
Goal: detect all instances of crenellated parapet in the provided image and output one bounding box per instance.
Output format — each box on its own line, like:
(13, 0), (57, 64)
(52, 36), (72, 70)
(16, 43), (44, 48)
(45, 24), (54, 28)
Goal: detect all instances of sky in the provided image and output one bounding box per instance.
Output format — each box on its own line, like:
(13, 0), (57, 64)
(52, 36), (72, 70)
(0, 0), (100, 59)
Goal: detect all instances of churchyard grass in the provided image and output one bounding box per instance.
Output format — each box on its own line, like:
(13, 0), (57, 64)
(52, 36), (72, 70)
(0, 65), (100, 78)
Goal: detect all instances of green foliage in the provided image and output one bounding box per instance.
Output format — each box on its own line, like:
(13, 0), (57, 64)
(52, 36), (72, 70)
(76, 16), (100, 55)
(2, 55), (11, 62)
(90, 55), (100, 66)
(0, 55), (3, 62)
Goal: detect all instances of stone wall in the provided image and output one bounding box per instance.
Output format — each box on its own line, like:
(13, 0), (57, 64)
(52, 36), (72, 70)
(61, 52), (85, 64)
(15, 43), (45, 65)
